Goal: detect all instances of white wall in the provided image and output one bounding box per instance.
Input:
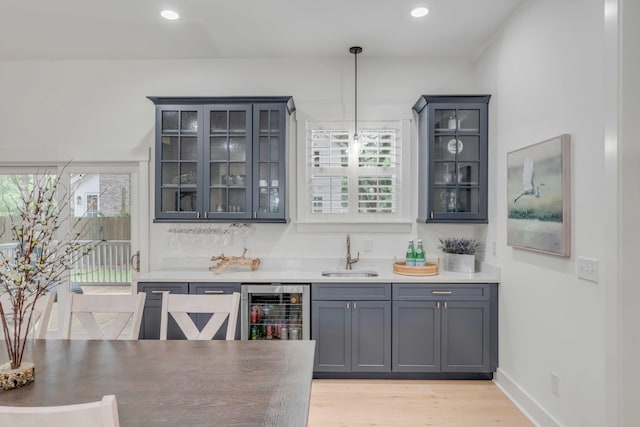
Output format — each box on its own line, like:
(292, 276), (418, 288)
(0, 57), (484, 269)
(619, 0), (640, 424)
(474, 0), (609, 425)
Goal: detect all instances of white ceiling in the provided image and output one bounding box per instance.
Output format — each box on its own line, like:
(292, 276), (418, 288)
(0, 0), (523, 61)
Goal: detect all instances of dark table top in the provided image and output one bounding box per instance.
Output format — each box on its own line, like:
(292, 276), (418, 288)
(0, 339), (315, 426)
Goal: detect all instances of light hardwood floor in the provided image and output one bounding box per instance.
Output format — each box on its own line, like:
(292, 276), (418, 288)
(308, 379), (533, 427)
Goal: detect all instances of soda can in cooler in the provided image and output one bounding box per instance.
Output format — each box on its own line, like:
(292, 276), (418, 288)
(291, 327), (300, 340)
(281, 326), (288, 340)
(266, 324), (273, 339)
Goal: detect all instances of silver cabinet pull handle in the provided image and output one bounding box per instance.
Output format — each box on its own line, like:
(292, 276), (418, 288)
(354, 302), (357, 309)
(436, 301), (440, 309)
(444, 302), (448, 309)
(346, 302), (350, 309)
(431, 291), (453, 295)
(151, 290), (167, 294)
(205, 290), (224, 294)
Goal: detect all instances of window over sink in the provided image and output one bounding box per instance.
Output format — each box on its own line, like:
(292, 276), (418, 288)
(298, 120), (411, 226)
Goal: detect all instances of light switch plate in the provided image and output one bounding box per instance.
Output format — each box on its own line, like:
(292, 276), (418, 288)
(363, 239), (373, 252)
(551, 372), (560, 397)
(576, 256), (599, 283)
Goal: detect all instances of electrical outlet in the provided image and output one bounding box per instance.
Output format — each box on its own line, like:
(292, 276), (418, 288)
(363, 239), (373, 252)
(551, 372), (560, 397)
(576, 257), (599, 283)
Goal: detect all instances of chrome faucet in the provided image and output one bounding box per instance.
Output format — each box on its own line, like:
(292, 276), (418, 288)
(345, 234), (359, 270)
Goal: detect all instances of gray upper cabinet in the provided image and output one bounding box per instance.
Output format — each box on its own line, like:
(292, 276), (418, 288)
(413, 95), (490, 223)
(148, 97), (295, 222)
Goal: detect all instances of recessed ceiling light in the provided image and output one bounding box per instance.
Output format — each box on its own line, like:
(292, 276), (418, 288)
(161, 10), (180, 20)
(411, 7), (429, 18)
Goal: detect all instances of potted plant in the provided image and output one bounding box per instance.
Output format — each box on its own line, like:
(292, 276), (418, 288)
(438, 237), (482, 273)
(0, 172), (97, 389)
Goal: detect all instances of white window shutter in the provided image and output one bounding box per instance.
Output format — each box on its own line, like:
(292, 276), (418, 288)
(302, 120), (405, 222)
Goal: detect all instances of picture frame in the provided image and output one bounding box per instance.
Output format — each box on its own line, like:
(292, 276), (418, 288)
(507, 134), (571, 256)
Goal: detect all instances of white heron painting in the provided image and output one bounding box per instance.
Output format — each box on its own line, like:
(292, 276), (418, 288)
(507, 134), (571, 256)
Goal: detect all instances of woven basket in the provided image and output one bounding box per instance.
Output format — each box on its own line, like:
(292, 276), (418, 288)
(393, 258), (439, 276)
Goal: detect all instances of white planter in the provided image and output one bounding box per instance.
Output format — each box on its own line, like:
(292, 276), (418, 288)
(443, 254), (475, 273)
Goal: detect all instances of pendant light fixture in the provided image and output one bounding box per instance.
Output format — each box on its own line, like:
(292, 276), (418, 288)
(349, 46), (363, 147)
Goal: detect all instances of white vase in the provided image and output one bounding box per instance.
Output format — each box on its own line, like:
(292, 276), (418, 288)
(443, 253), (475, 273)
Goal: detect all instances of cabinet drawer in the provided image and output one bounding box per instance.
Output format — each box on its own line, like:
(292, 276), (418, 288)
(189, 282), (240, 295)
(312, 283), (391, 301)
(138, 282), (188, 305)
(392, 284), (490, 301)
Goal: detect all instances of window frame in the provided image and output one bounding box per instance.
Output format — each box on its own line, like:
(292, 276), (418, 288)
(0, 162), (143, 335)
(297, 119), (411, 226)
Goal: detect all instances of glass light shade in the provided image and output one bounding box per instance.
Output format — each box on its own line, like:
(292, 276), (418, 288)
(161, 10), (180, 20)
(411, 7), (429, 17)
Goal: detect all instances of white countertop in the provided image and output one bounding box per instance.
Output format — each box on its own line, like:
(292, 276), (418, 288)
(136, 258), (500, 284)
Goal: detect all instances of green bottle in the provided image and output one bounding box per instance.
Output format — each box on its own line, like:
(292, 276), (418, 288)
(406, 240), (416, 266)
(415, 239), (426, 267)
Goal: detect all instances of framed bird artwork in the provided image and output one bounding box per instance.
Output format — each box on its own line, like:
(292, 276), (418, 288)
(507, 134), (571, 256)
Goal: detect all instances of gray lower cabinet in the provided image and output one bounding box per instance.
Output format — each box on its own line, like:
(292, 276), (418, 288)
(137, 282), (240, 340)
(312, 283), (392, 373)
(138, 282), (187, 340)
(392, 301), (440, 372)
(392, 283), (497, 373)
(441, 300), (490, 372)
(189, 282), (241, 340)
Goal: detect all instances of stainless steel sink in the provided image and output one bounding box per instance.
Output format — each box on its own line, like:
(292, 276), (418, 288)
(321, 270), (379, 278)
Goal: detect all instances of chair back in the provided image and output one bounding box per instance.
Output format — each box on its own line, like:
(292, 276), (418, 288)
(0, 292), (55, 340)
(61, 293), (146, 340)
(160, 291), (240, 340)
(0, 394), (119, 427)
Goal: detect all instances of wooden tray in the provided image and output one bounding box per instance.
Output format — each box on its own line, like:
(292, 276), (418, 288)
(393, 258), (439, 276)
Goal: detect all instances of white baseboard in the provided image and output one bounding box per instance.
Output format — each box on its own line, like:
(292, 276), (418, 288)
(493, 368), (563, 427)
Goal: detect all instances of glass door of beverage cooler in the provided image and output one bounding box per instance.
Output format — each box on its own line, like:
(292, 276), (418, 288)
(240, 284), (310, 340)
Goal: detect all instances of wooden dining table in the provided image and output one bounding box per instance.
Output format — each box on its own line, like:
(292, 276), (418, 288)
(0, 339), (315, 426)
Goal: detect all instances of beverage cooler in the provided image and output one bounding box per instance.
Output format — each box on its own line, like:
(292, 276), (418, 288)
(240, 284), (310, 340)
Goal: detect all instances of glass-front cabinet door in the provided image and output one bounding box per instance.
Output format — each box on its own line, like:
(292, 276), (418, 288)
(156, 106), (203, 220)
(414, 95), (490, 223)
(253, 104), (286, 220)
(205, 105), (252, 220)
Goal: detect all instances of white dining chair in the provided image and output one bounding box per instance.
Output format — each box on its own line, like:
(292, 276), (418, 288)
(0, 292), (55, 340)
(0, 394), (120, 427)
(61, 293), (146, 340)
(159, 291), (240, 340)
